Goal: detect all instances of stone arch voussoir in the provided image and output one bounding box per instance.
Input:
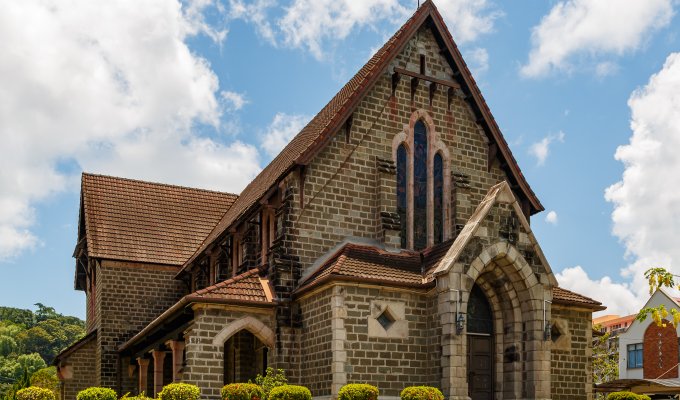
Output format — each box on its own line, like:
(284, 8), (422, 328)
(467, 242), (541, 311)
(212, 316), (275, 349)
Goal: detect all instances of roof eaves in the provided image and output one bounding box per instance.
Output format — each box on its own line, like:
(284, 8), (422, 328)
(294, 273), (434, 298)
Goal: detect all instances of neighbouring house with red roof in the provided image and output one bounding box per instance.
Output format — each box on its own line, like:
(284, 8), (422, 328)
(54, 2), (605, 400)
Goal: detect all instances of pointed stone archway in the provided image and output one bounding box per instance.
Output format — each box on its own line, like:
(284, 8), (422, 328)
(438, 241), (552, 400)
(211, 316), (275, 385)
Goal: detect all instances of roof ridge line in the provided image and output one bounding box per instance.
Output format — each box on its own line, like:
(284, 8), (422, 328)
(82, 172), (239, 196)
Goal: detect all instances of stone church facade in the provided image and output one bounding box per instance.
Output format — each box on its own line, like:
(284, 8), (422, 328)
(55, 2), (605, 400)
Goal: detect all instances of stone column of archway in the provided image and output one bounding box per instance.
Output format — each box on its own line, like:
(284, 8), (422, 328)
(453, 242), (551, 400)
(436, 269), (468, 400)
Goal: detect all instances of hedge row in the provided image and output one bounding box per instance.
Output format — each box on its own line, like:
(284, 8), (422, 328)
(71, 383), (446, 400)
(607, 392), (651, 400)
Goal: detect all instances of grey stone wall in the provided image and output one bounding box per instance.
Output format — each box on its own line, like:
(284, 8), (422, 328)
(60, 338), (96, 400)
(96, 260), (185, 389)
(551, 304), (594, 400)
(182, 306), (275, 400)
(291, 25), (513, 275)
(299, 288), (333, 397)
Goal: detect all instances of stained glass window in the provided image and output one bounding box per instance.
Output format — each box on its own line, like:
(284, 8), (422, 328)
(396, 144), (408, 249)
(467, 285), (493, 334)
(413, 120), (428, 250)
(434, 153), (443, 244)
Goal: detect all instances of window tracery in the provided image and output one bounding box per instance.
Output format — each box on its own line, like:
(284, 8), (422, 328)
(393, 110), (451, 250)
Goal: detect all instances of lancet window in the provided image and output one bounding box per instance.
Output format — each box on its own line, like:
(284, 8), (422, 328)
(394, 111), (450, 250)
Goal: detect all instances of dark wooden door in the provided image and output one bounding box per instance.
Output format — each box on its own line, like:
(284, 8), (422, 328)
(468, 335), (493, 400)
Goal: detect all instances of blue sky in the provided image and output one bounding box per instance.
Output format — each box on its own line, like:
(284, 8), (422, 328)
(1, 0), (679, 319)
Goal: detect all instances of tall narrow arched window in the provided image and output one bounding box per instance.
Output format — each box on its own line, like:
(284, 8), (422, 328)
(396, 144), (408, 249)
(413, 120), (428, 250)
(433, 152), (443, 244)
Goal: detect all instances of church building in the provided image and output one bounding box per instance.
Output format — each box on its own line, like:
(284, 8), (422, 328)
(54, 2), (605, 400)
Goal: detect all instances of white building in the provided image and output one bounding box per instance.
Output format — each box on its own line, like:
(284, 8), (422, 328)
(618, 289), (680, 380)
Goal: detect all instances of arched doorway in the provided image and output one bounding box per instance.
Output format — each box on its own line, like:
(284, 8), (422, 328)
(467, 284), (493, 400)
(223, 330), (268, 384)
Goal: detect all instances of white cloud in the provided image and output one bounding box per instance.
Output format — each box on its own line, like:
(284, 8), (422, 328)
(553, 53), (680, 320)
(278, 0), (409, 60)
(595, 61), (619, 78)
(556, 266), (640, 316)
(229, 0), (499, 61)
(0, 0), (261, 261)
(545, 211), (558, 225)
(604, 52), (680, 301)
(260, 113), (312, 158)
(521, 0), (675, 77)
(221, 91), (248, 111)
(464, 47), (489, 76)
(227, 0), (276, 43)
(528, 131), (565, 165)
(435, 0), (502, 44)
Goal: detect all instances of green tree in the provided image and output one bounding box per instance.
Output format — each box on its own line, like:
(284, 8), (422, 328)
(0, 323), (23, 338)
(16, 328), (52, 363)
(592, 329), (618, 385)
(254, 368), (287, 400)
(30, 366), (59, 397)
(0, 336), (18, 358)
(637, 268), (680, 326)
(0, 309), (34, 328)
(0, 357), (20, 381)
(13, 355), (46, 380)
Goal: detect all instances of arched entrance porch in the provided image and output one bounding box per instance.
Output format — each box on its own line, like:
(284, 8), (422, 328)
(439, 241), (552, 400)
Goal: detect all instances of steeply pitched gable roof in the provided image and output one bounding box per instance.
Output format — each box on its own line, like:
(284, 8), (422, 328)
(181, 0), (542, 272)
(80, 173), (237, 266)
(430, 181), (557, 286)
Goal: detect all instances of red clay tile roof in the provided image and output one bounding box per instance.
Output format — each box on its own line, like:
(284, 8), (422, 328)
(81, 173), (237, 266)
(188, 268), (274, 304)
(181, 0), (542, 272)
(297, 243), (605, 311)
(296, 243), (429, 294)
(118, 268), (274, 353)
(553, 286), (606, 310)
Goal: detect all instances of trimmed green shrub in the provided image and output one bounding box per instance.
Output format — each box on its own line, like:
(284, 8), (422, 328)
(16, 386), (55, 400)
(400, 386), (443, 400)
(120, 392), (153, 400)
(606, 392), (649, 400)
(158, 383), (200, 400)
(76, 387), (117, 400)
(254, 368), (287, 400)
(337, 384), (379, 400)
(268, 385), (311, 400)
(221, 383), (264, 400)
(29, 367), (59, 394)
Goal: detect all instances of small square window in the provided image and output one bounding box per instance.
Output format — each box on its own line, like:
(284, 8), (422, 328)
(376, 309), (396, 331)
